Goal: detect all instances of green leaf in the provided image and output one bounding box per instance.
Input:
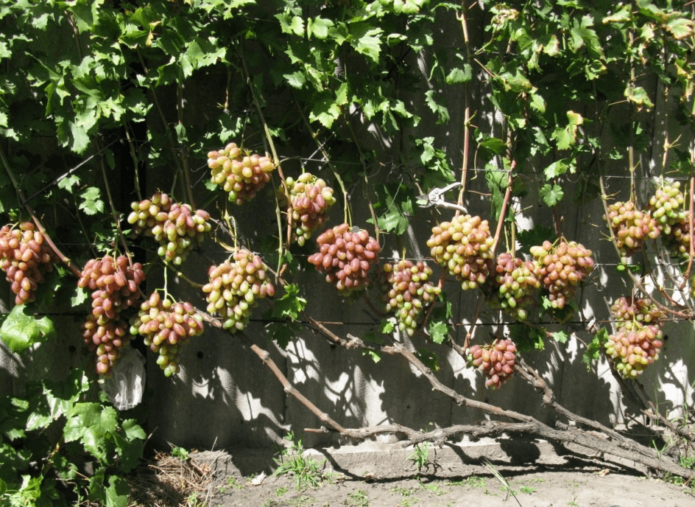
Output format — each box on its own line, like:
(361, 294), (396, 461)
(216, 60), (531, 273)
(0, 305), (55, 353)
(666, 17), (694, 40)
(551, 330), (568, 344)
(121, 419), (146, 442)
(57, 174), (81, 193)
(428, 320), (449, 345)
(445, 64), (472, 84)
(271, 284), (307, 322)
(105, 476), (129, 507)
(71, 287), (88, 307)
(362, 350), (382, 364)
(284, 71), (305, 89)
(276, 14), (304, 36)
(308, 17), (333, 40)
(79, 186), (105, 216)
(603, 5), (632, 24)
(539, 184), (564, 207)
(350, 24), (382, 62)
(424, 90), (450, 124)
(267, 322), (298, 349)
(415, 348), (439, 372)
(624, 85), (654, 109)
(583, 328), (608, 369)
(543, 159), (570, 179)
(380, 319), (395, 334)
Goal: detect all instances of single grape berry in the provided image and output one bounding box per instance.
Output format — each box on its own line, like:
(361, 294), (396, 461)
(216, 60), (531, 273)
(381, 260), (441, 336)
(426, 215), (493, 290)
(127, 192), (211, 265)
(0, 222), (56, 305)
(530, 240), (594, 310)
(129, 291), (205, 377)
(278, 173), (336, 246)
(469, 339), (517, 389)
(207, 143), (276, 204)
(605, 200), (660, 257)
(487, 253), (541, 321)
(604, 297), (665, 378)
(307, 223), (381, 295)
(202, 249), (275, 332)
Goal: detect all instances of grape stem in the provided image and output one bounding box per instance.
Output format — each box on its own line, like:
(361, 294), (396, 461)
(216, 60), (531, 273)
(491, 161), (515, 256)
(347, 120), (378, 239)
(455, 5), (472, 214)
(163, 261), (204, 289)
(679, 161), (694, 289)
(599, 176), (692, 320)
(124, 123), (143, 202)
(0, 145), (82, 277)
(96, 139), (132, 260)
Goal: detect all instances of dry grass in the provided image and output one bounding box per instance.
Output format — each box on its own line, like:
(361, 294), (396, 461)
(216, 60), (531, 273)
(126, 451), (213, 506)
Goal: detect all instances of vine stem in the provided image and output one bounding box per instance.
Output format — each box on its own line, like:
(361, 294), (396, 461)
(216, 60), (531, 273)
(124, 123), (143, 201)
(679, 157), (695, 289)
(0, 145), (82, 277)
(455, 5), (472, 213)
(491, 161), (515, 255)
(347, 121), (377, 238)
(176, 81), (196, 207)
(599, 176), (692, 320)
(96, 140), (132, 260)
(163, 262), (204, 289)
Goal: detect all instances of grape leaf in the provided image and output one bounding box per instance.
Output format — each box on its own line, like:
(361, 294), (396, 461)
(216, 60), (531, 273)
(350, 24), (382, 62)
(380, 319), (394, 334)
(539, 183), (564, 207)
(105, 476), (129, 507)
(445, 64), (472, 84)
(583, 328), (608, 370)
(0, 305), (55, 353)
(362, 350), (382, 363)
(71, 287), (89, 307)
(428, 320), (449, 344)
(543, 159), (570, 179)
(271, 284), (306, 322)
(308, 17), (333, 40)
(552, 330), (568, 344)
(57, 174), (81, 193)
(425, 90), (450, 124)
(79, 186), (104, 216)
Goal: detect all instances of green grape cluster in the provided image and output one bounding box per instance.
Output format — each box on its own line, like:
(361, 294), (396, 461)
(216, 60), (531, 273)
(605, 297), (665, 378)
(649, 182), (687, 235)
(129, 292), (205, 377)
(127, 192), (211, 265)
(78, 256), (145, 375)
(606, 200), (660, 257)
(279, 173), (336, 246)
(489, 253), (541, 321)
(469, 339), (517, 389)
(381, 260), (441, 336)
(202, 249), (275, 331)
(426, 215), (493, 290)
(530, 240), (594, 310)
(307, 223), (381, 295)
(0, 222), (56, 305)
(207, 143), (276, 204)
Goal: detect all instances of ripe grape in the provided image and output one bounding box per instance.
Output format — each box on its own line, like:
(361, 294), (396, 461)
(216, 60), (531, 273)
(663, 219), (691, 259)
(78, 255), (145, 375)
(127, 192), (212, 265)
(469, 339), (517, 389)
(202, 249), (275, 332)
(381, 260), (441, 336)
(129, 291), (205, 377)
(530, 240), (594, 309)
(604, 297), (665, 378)
(207, 143), (276, 204)
(648, 182), (687, 235)
(605, 200), (660, 257)
(488, 253), (541, 321)
(0, 222), (56, 305)
(307, 223), (381, 295)
(278, 173), (336, 246)
(426, 215), (494, 290)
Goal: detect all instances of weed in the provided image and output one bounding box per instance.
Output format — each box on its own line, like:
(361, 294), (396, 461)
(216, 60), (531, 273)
(275, 487), (288, 497)
(344, 489), (370, 507)
(567, 497), (578, 507)
(421, 480), (447, 496)
(274, 432), (326, 490)
(172, 446), (190, 460)
(227, 476), (245, 490)
(391, 486), (412, 496)
(287, 495), (314, 507)
(483, 460), (520, 506)
(407, 442), (433, 472)
(520, 485), (537, 494)
(260, 500), (278, 507)
(185, 492), (206, 507)
(462, 475), (487, 490)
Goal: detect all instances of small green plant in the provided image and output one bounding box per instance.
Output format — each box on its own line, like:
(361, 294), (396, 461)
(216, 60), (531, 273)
(275, 486), (288, 497)
(260, 500), (278, 507)
(172, 446), (191, 460)
(462, 475), (487, 490)
(274, 432), (326, 490)
(391, 486), (412, 496)
(483, 460), (521, 506)
(420, 479), (446, 496)
(520, 485), (537, 494)
(407, 442), (433, 472)
(186, 491), (207, 507)
(345, 489), (370, 507)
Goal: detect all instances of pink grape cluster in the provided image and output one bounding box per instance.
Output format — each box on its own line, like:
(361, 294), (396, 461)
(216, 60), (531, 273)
(605, 297), (665, 378)
(382, 260), (441, 336)
(279, 173), (336, 246)
(207, 143), (276, 204)
(530, 240), (594, 309)
(129, 292), (205, 377)
(127, 192), (211, 265)
(469, 339), (517, 389)
(202, 249), (275, 331)
(0, 222), (56, 305)
(606, 200), (660, 257)
(78, 256), (145, 375)
(489, 253), (541, 321)
(426, 215), (494, 290)
(307, 223), (381, 295)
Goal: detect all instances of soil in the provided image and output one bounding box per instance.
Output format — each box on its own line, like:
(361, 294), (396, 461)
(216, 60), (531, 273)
(209, 470), (695, 507)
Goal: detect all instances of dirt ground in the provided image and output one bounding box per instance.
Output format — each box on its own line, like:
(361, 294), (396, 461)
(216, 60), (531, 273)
(208, 469), (695, 507)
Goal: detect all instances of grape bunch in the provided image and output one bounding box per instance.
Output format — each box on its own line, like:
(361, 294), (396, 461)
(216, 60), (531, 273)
(426, 215), (494, 290)
(604, 297), (665, 378)
(0, 222), (56, 305)
(127, 192), (211, 265)
(307, 223), (381, 295)
(605, 200), (660, 257)
(279, 173), (336, 246)
(530, 240), (594, 309)
(663, 219), (691, 258)
(202, 249), (275, 331)
(207, 143), (276, 204)
(129, 292), (205, 377)
(381, 260), (441, 336)
(78, 256), (145, 375)
(469, 339), (517, 389)
(488, 253), (541, 321)
(648, 182), (687, 235)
